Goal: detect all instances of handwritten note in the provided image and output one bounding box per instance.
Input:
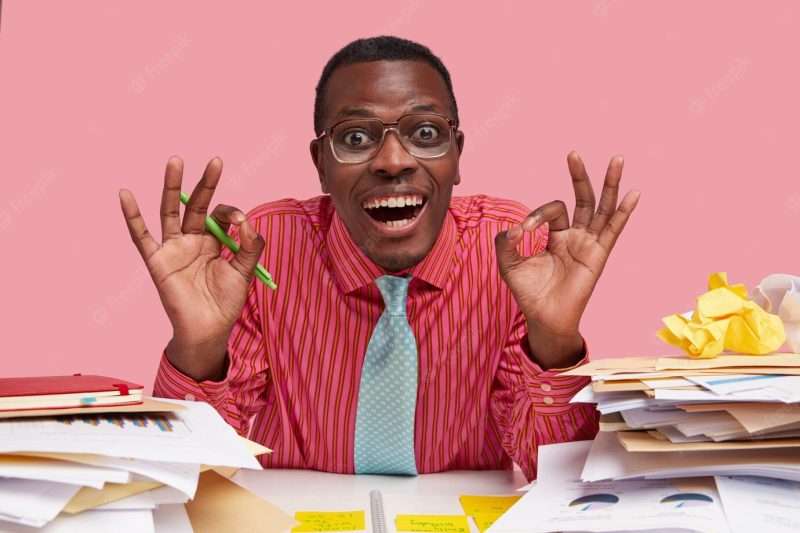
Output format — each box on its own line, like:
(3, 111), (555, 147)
(291, 511), (366, 532)
(471, 512), (503, 533)
(458, 495), (521, 516)
(395, 514), (469, 533)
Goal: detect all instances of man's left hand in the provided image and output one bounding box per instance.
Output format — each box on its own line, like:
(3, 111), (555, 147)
(495, 151), (640, 367)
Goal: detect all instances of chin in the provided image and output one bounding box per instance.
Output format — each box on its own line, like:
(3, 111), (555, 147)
(369, 248), (429, 273)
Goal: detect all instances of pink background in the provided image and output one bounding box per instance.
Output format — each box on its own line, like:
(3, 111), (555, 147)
(1, 2), (798, 394)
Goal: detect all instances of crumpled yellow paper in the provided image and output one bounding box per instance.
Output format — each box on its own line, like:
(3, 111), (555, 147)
(657, 272), (786, 358)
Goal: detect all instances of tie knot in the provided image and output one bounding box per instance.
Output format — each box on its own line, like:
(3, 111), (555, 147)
(375, 275), (411, 315)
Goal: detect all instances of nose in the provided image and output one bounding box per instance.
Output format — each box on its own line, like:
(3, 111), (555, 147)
(368, 129), (417, 178)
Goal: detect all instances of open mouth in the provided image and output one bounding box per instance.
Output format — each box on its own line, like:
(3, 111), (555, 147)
(361, 194), (428, 229)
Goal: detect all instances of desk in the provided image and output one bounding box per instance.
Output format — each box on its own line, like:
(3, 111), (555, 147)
(232, 469), (529, 533)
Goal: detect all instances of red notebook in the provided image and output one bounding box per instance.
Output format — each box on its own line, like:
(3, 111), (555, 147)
(0, 374), (144, 412)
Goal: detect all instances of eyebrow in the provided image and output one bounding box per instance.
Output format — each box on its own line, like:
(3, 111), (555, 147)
(334, 103), (443, 121)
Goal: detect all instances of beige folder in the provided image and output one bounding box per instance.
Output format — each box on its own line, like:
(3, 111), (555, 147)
(616, 430), (800, 452)
(0, 397), (185, 419)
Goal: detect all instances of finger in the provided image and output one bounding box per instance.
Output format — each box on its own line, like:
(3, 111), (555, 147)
(588, 155), (624, 235)
(229, 218), (266, 281)
(160, 156), (184, 241)
(567, 151), (596, 229)
(522, 200), (570, 233)
(210, 204), (246, 235)
(182, 157), (223, 235)
(597, 190), (641, 251)
(494, 225), (525, 275)
(119, 189), (159, 260)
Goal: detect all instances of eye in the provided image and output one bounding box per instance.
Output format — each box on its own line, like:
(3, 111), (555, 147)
(409, 123), (441, 143)
(340, 129), (377, 148)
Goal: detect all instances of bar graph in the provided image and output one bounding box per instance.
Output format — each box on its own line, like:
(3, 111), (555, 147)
(56, 413), (174, 432)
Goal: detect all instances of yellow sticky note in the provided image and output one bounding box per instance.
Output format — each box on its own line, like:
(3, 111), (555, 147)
(291, 511), (365, 532)
(459, 495), (521, 516)
(471, 512), (503, 533)
(395, 514), (469, 533)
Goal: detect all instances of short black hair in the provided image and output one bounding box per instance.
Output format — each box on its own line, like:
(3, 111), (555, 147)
(314, 36), (459, 135)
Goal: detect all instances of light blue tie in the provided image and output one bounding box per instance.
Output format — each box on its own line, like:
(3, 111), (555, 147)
(354, 274), (418, 475)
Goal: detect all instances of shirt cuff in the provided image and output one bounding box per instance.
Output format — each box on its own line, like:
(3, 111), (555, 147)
(518, 338), (592, 407)
(152, 350), (230, 408)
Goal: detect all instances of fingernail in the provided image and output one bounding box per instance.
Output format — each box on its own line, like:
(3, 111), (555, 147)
(233, 211), (245, 223)
(522, 216), (538, 231)
(507, 225), (522, 239)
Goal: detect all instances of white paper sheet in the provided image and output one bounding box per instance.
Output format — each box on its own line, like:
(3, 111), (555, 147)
(146, 485), (190, 505)
(0, 457), (130, 488)
(0, 479), (81, 528)
(750, 273), (800, 353)
(488, 441), (730, 533)
(95, 491), (156, 510)
(581, 432), (800, 483)
(653, 388), (781, 403)
(687, 374), (800, 396)
(153, 504), (192, 533)
(32, 454), (201, 498)
(0, 400), (260, 470)
(0, 509), (155, 533)
(715, 475), (800, 533)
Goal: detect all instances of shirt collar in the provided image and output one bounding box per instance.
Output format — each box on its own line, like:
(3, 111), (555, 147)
(327, 210), (457, 294)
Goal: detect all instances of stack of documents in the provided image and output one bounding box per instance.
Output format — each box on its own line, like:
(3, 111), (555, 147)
(564, 353), (800, 483)
(489, 440), (800, 533)
(0, 397), (274, 531)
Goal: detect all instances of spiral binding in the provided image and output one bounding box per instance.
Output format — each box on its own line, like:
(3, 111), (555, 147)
(369, 489), (387, 533)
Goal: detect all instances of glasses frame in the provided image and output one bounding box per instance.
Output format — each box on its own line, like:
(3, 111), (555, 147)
(317, 112), (458, 164)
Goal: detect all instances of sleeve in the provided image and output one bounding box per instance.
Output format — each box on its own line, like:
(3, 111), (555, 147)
(489, 314), (599, 481)
(152, 222), (271, 437)
(488, 220), (599, 481)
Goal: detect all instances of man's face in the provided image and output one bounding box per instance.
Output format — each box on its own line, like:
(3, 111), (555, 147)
(310, 60), (464, 272)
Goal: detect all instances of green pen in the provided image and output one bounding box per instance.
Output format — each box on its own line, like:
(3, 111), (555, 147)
(180, 192), (277, 290)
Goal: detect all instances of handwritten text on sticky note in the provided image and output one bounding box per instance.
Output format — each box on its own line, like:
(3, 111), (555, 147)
(291, 511), (366, 532)
(396, 514), (469, 533)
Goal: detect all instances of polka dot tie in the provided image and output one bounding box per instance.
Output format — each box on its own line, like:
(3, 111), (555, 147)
(354, 274), (419, 475)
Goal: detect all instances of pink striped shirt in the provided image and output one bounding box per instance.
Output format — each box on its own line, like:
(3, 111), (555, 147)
(153, 194), (598, 480)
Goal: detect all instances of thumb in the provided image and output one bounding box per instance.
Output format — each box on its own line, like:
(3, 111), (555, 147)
(229, 218), (265, 281)
(494, 225), (524, 276)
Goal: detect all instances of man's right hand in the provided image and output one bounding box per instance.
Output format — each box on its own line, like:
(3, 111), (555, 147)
(119, 156), (265, 382)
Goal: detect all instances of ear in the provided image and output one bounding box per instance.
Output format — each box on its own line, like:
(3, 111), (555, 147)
(453, 130), (465, 186)
(309, 139), (329, 194)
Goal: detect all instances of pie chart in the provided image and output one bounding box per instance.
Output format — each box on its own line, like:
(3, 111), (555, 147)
(660, 493), (714, 508)
(568, 494), (620, 511)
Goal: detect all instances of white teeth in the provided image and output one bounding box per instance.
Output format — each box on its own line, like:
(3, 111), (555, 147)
(382, 218), (411, 228)
(362, 194), (425, 209)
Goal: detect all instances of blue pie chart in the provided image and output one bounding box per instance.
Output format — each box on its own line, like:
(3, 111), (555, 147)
(568, 494), (620, 511)
(660, 493), (714, 508)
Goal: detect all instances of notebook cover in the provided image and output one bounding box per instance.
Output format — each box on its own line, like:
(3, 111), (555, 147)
(0, 374), (144, 398)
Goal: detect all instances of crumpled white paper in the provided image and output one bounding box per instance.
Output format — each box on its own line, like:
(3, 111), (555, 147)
(750, 274), (800, 353)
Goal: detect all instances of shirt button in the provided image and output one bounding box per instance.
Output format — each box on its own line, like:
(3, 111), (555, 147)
(542, 396), (554, 405)
(184, 393), (196, 401)
(540, 383), (552, 392)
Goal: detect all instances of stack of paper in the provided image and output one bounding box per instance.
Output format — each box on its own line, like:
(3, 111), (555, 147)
(0, 398), (279, 531)
(489, 441), (800, 533)
(564, 353), (800, 483)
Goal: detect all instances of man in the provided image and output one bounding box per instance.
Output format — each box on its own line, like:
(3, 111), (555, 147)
(119, 36), (639, 480)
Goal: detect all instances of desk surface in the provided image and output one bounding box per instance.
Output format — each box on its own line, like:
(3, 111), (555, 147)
(233, 468), (529, 533)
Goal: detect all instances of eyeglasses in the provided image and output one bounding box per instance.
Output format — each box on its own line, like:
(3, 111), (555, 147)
(318, 113), (458, 164)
